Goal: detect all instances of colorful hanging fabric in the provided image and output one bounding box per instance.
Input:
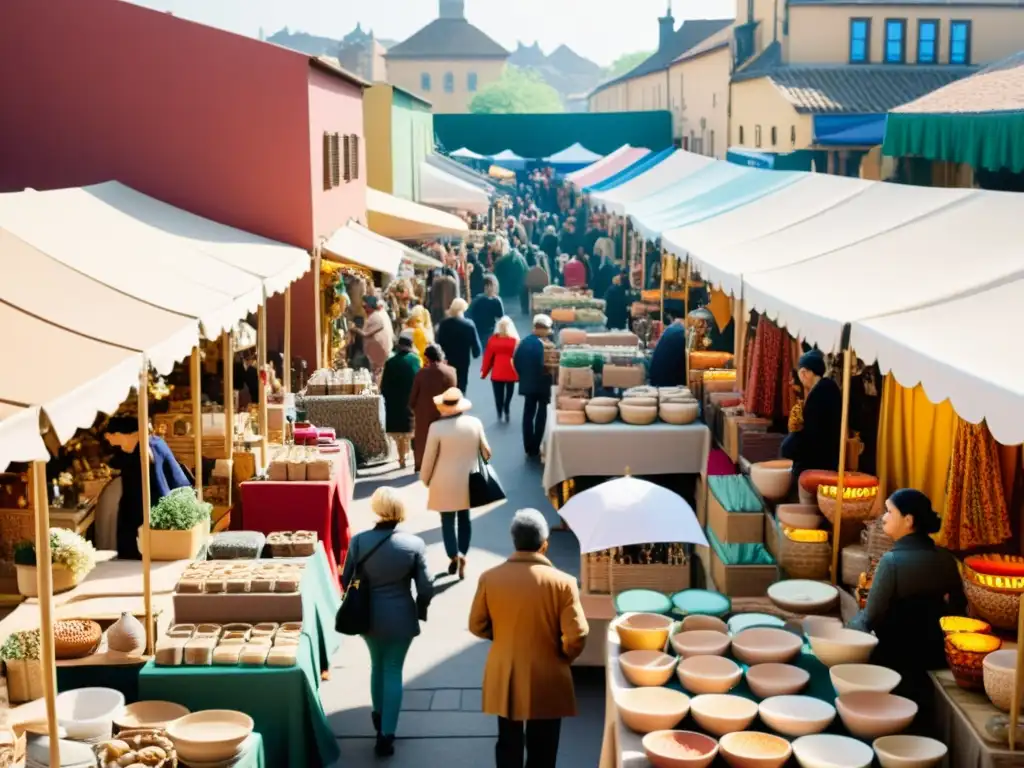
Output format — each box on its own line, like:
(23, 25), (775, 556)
(940, 420), (1013, 552)
(743, 318), (786, 418)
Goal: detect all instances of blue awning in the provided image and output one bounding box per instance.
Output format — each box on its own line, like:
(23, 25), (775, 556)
(813, 114), (886, 147)
(726, 147), (813, 171)
(585, 146), (675, 193)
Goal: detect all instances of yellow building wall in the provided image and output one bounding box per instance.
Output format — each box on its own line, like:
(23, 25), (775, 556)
(626, 71), (670, 112)
(386, 58), (506, 114)
(730, 76), (813, 150)
(668, 46), (731, 157)
(363, 85), (394, 194)
(788, 5), (1024, 65)
(588, 83), (628, 112)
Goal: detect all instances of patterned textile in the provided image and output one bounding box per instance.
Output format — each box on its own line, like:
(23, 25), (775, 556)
(743, 318), (786, 418)
(296, 394), (388, 466)
(939, 420), (1013, 552)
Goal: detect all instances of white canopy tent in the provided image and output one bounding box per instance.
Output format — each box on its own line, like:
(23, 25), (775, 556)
(591, 150), (714, 215)
(450, 147), (487, 161)
(323, 221), (405, 276)
(366, 186), (470, 239)
(419, 162), (490, 215)
(566, 145), (631, 184)
(350, 219), (444, 270)
(544, 142), (603, 166)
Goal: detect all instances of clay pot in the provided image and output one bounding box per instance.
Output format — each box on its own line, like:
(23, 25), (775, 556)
(589, 396), (621, 408)
(557, 396), (588, 411)
(872, 735), (948, 768)
(689, 694), (758, 737)
(835, 692), (917, 739)
(757, 695), (835, 737)
(750, 460), (793, 501)
(585, 404), (619, 424)
(660, 402), (699, 425)
(983, 649), (1018, 711)
(616, 687), (691, 734)
(829, 664), (901, 696)
(676, 655), (743, 695)
(670, 630), (731, 659)
(777, 504), (825, 531)
(719, 731), (792, 768)
(731, 628), (802, 666)
(745, 663), (810, 698)
(808, 628), (879, 668)
(642, 730), (719, 768)
(620, 403), (658, 426)
(107, 611), (146, 653)
(619, 650), (678, 687)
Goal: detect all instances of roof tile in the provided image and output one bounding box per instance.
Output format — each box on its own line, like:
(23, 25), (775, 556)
(386, 18), (508, 60)
(894, 51), (1024, 113)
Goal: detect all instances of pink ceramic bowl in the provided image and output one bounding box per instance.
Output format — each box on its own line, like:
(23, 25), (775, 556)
(676, 655), (743, 695)
(731, 628), (803, 665)
(835, 692), (917, 739)
(670, 630), (731, 659)
(745, 663), (810, 698)
(680, 615), (729, 634)
(719, 731), (793, 768)
(616, 687), (691, 734)
(619, 650), (678, 687)
(642, 730), (720, 768)
(689, 694), (758, 737)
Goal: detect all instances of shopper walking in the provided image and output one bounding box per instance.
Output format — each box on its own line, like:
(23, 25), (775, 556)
(512, 315), (554, 459)
(481, 316), (519, 422)
(429, 266), (460, 328)
(380, 332), (421, 469)
(420, 388), (491, 580)
(362, 296), (395, 384)
(342, 488), (433, 758)
(470, 509), (588, 768)
(409, 344), (458, 472)
(468, 275), (505, 344)
(436, 298), (482, 393)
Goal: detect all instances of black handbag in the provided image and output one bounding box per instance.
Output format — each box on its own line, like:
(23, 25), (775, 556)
(468, 452), (506, 508)
(335, 531), (393, 636)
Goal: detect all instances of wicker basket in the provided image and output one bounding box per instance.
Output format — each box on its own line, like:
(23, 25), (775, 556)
(861, 517), (894, 567)
(54, 619), (102, 659)
(962, 577), (1021, 630)
(609, 562), (689, 595)
(817, 489), (882, 524)
(777, 534), (831, 581)
(267, 531), (318, 558)
(583, 553), (611, 594)
(4, 658), (44, 703)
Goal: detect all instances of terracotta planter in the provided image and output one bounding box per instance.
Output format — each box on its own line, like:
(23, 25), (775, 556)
(4, 658), (44, 703)
(138, 521), (209, 561)
(15, 563), (79, 597)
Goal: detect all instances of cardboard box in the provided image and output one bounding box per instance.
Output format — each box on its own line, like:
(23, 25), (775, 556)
(709, 544), (778, 597)
(723, 415), (771, 463)
(708, 489), (764, 544)
(695, 475), (707, 527)
(764, 513), (780, 561)
(602, 364), (645, 389)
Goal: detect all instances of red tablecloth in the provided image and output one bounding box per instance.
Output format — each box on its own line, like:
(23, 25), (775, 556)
(240, 445), (353, 590)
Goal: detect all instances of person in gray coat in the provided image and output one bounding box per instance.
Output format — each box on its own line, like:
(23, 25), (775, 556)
(342, 487), (434, 757)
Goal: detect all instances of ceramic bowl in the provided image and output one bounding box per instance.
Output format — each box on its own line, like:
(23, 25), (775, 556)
(55, 686), (126, 740)
(681, 614), (729, 634)
(809, 628), (879, 667)
(830, 664), (901, 696)
(616, 589), (674, 616)
(731, 628), (803, 665)
(718, 731), (792, 768)
(689, 694), (758, 737)
(616, 687), (692, 734)
(670, 630), (731, 659)
(620, 650), (678, 687)
(677, 655), (743, 695)
(642, 730), (720, 768)
(757, 695), (836, 737)
(617, 613), (674, 652)
(167, 709), (255, 762)
(767, 580), (839, 614)
(802, 616), (843, 638)
(728, 613), (785, 635)
(623, 396), (660, 407)
(983, 649), (1018, 711)
(777, 504), (825, 530)
(660, 402), (699, 425)
(620, 403), (658, 426)
(671, 589), (732, 618)
(114, 700), (190, 731)
(745, 663), (810, 698)
(750, 460), (793, 502)
(589, 396), (621, 407)
(585, 404), (619, 424)
(872, 735), (948, 768)
(792, 734), (874, 768)
(835, 692), (917, 739)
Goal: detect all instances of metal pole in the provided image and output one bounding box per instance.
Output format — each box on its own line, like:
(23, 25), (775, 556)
(138, 363), (154, 655)
(830, 348), (853, 585)
(190, 347), (203, 502)
(32, 459), (60, 768)
(283, 286), (292, 394)
(312, 248), (323, 370)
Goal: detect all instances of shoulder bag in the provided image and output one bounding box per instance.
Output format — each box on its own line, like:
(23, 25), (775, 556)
(335, 531), (394, 636)
(469, 451), (506, 508)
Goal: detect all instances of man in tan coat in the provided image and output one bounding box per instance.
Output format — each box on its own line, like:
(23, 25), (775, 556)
(469, 509), (588, 768)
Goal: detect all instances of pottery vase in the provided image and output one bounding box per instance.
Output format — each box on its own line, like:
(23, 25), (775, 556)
(107, 611), (146, 653)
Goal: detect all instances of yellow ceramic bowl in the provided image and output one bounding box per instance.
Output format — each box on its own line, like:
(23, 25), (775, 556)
(617, 613), (675, 652)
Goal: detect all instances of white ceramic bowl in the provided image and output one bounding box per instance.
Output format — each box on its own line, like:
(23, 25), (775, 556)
(718, 731), (792, 768)
(777, 504), (825, 530)
(745, 663), (810, 698)
(677, 655), (743, 695)
(873, 735), (948, 768)
(619, 650), (678, 687)
(835, 692), (917, 739)
(829, 664), (901, 696)
(792, 734), (875, 768)
(55, 687), (125, 741)
(114, 700), (190, 731)
(167, 710), (255, 762)
(983, 648), (1017, 711)
(750, 460), (793, 501)
(689, 694), (758, 737)
(757, 695), (836, 737)
(670, 630), (731, 659)
(731, 628), (803, 665)
(809, 628), (879, 667)
(767, 580), (839, 614)
(642, 730), (720, 768)
(616, 687), (692, 734)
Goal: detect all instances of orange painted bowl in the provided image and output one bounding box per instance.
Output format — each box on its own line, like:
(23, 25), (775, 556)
(616, 613), (675, 652)
(944, 632), (1001, 690)
(964, 554), (1024, 578)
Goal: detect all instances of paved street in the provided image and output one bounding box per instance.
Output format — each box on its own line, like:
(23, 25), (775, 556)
(321, 304), (605, 767)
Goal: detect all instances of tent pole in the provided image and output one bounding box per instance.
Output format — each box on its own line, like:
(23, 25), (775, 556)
(830, 348), (853, 585)
(191, 347), (203, 502)
(138, 362), (154, 655)
(659, 250), (666, 325)
(683, 256), (692, 318)
(312, 248), (323, 370)
(257, 305), (269, 469)
(639, 240), (646, 292)
(1010, 604), (1024, 748)
(283, 286), (292, 394)
(621, 218), (628, 265)
(223, 333), (235, 511)
(32, 459), (60, 768)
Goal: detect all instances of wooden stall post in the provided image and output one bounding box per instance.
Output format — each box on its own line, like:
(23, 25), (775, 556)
(659, 250), (667, 324)
(283, 286), (292, 394)
(830, 348), (854, 585)
(190, 347), (203, 502)
(313, 247), (324, 371)
(639, 240), (646, 291)
(1010, 603), (1024, 749)
(223, 334), (234, 460)
(138, 364), (154, 655)
(683, 257), (692, 318)
(32, 459), (60, 768)
(621, 218), (628, 265)
(257, 305), (269, 469)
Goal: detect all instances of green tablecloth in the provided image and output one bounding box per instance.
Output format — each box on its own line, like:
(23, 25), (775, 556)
(139, 548), (342, 767)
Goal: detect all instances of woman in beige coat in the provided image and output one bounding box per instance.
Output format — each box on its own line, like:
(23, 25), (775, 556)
(420, 387), (491, 580)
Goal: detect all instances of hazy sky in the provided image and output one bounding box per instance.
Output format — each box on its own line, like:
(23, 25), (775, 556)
(127, 0), (735, 67)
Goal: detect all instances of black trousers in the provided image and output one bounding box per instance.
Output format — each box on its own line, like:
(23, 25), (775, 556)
(520, 287), (531, 315)
(496, 717), (561, 768)
(521, 395), (549, 456)
(454, 364), (469, 395)
(492, 381), (515, 417)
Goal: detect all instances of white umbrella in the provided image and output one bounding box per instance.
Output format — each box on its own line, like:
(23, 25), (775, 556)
(559, 476), (708, 553)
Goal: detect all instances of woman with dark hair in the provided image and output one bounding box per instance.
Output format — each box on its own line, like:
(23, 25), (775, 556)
(409, 344), (458, 472)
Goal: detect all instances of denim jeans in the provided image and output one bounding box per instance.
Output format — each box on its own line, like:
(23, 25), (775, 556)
(364, 635), (413, 737)
(441, 509), (472, 557)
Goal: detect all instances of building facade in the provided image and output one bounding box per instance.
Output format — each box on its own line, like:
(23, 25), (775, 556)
(364, 84), (435, 201)
(668, 26), (733, 156)
(385, 0), (509, 113)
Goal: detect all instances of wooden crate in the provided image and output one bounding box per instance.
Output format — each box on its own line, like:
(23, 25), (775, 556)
(709, 545), (778, 598)
(707, 491), (764, 544)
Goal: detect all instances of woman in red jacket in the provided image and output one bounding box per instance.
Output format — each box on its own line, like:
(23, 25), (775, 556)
(481, 316), (519, 422)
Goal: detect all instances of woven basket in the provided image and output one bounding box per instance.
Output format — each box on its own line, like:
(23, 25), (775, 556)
(817, 490), (882, 524)
(777, 534), (831, 581)
(962, 577), (1021, 631)
(609, 562), (689, 596)
(583, 553), (611, 593)
(4, 659), (44, 703)
(861, 517), (895, 567)
(267, 531), (317, 558)
(54, 619), (102, 659)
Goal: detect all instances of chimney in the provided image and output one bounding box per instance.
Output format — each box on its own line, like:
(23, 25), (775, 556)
(439, 0), (465, 19)
(657, 1), (675, 52)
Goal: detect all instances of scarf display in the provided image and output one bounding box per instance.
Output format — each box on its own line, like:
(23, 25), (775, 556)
(743, 318), (790, 419)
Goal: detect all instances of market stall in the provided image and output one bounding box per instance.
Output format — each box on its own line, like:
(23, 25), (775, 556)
(295, 390), (388, 465)
(590, 150), (712, 215)
(569, 145), (651, 190)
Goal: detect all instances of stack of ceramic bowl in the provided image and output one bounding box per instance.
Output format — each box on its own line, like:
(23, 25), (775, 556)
(656, 388), (699, 425)
(166, 710), (255, 766)
(749, 460), (793, 501)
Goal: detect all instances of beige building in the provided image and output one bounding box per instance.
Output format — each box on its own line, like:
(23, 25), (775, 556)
(668, 26), (734, 157)
(384, 0), (509, 114)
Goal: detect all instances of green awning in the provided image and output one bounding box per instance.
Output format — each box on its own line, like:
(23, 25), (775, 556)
(883, 110), (1024, 173)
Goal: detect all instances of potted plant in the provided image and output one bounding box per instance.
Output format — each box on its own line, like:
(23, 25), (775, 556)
(14, 528), (97, 597)
(0, 629), (43, 703)
(139, 487), (211, 560)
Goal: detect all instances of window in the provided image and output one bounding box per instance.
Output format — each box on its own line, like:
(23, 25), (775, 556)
(443, 72), (454, 93)
(950, 20), (971, 65)
(771, 126), (778, 146)
(467, 72), (478, 92)
(738, 126), (745, 145)
(421, 73), (431, 91)
(917, 19), (938, 64)
(849, 18), (870, 63)
(884, 19), (906, 64)
(323, 132), (340, 189)
(754, 125), (762, 148)
(342, 134), (360, 182)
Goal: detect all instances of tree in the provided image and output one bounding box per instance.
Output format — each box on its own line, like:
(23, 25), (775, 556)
(605, 50), (653, 79)
(469, 66), (564, 114)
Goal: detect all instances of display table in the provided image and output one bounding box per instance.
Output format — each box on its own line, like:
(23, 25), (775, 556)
(542, 407), (711, 492)
(139, 547), (342, 768)
(240, 447), (354, 587)
(296, 393), (388, 465)
(930, 669), (1021, 768)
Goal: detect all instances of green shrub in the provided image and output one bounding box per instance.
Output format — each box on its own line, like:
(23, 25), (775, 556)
(151, 487), (212, 531)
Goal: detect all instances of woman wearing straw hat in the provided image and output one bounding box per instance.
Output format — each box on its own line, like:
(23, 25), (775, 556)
(420, 387), (492, 580)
